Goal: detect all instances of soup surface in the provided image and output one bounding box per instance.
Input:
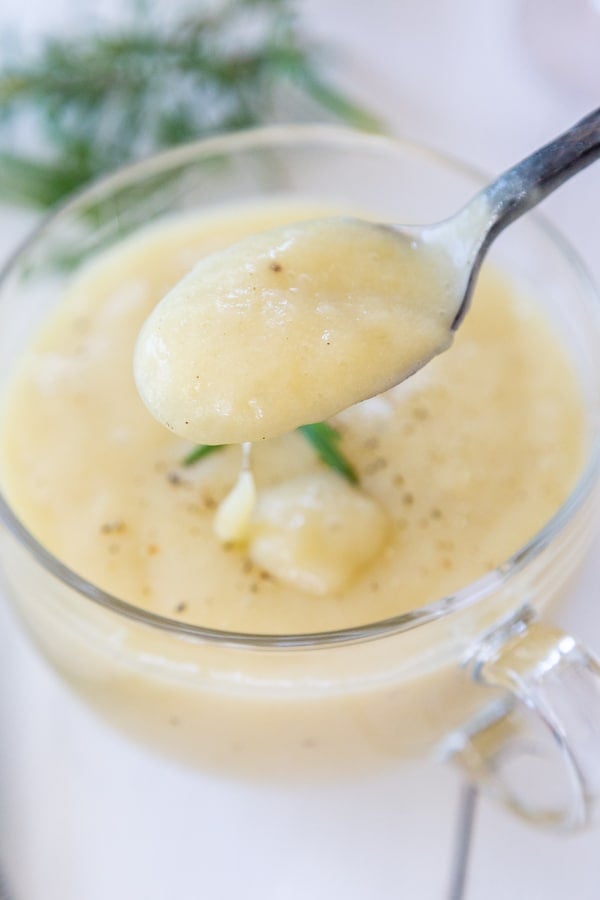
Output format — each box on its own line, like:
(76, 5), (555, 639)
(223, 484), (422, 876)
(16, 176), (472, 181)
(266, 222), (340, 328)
(0, 201), (584, 634)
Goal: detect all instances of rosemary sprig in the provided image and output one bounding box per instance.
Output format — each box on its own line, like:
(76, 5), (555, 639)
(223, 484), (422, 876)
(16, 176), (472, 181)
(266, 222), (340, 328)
(182, 422), (358, 484)
(0, 0), (380, 209)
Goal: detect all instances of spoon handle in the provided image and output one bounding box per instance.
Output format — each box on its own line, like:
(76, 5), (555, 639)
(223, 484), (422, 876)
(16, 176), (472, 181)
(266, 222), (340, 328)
(482, 107), (600, 242)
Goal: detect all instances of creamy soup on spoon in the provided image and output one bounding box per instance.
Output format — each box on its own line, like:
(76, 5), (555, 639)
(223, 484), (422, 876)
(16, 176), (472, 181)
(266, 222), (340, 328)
(133, 217), (461, 446)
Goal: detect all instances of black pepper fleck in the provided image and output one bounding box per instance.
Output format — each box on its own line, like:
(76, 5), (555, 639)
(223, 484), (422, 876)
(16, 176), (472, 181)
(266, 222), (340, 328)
(364, 456), (388, 475)
(100, 519), (127, 534)
(412, 406), (429, 421)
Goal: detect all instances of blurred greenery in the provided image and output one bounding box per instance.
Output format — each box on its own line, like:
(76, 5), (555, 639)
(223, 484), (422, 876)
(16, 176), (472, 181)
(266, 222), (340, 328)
(0, 0), (380, 209)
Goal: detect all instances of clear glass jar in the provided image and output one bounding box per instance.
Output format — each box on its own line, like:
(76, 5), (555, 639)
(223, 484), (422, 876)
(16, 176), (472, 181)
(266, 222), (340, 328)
(0, 126), (600, 846)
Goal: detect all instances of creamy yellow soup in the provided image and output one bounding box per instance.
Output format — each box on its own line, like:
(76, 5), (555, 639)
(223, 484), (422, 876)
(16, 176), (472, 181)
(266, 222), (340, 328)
(134, 217), (458, 444)
(0, 201), (584, 638)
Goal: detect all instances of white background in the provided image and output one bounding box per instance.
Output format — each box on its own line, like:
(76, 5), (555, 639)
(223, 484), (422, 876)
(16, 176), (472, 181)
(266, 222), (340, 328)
(1, 1), (600, 897)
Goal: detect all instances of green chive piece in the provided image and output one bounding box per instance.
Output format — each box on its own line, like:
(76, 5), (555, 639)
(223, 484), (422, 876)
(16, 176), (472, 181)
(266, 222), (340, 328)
(181, 444), (225, 467)
(298, 423), (358, 484)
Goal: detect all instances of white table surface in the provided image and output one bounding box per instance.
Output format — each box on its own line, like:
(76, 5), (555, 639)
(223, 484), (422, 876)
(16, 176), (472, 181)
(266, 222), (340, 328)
(1, 1), (600, 898)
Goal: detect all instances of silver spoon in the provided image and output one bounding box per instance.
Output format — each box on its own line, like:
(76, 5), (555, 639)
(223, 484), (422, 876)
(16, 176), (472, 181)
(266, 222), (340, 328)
(413, 106), (600, 333)
(135, 108), (600, 445)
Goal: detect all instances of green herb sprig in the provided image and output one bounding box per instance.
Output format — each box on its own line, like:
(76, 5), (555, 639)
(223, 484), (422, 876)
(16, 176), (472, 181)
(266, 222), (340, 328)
(182, 422), (358, 484)
(297, 422), (357, 483)
(181, 443), (225, 467)
(0, 0), (380, 209)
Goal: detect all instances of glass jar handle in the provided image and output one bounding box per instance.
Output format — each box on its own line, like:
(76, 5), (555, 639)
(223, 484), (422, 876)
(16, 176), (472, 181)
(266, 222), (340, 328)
(447, 609), (600, 830)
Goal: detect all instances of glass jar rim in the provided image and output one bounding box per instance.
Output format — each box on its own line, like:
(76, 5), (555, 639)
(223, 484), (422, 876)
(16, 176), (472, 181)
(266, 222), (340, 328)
(1, 123), (599, 650)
